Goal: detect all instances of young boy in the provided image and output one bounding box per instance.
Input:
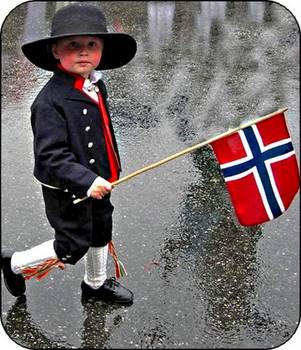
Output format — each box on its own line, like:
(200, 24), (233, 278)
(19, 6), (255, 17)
(1, 3), (137, 305)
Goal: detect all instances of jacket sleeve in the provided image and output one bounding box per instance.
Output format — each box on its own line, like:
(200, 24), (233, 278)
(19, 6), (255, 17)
(31, 100), (98, 197)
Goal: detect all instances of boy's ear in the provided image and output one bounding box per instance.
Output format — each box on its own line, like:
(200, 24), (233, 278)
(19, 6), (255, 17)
(51, 44), (60, 59)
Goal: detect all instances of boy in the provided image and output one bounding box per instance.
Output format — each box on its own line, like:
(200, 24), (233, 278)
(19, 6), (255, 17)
(1, 3), (137, 305)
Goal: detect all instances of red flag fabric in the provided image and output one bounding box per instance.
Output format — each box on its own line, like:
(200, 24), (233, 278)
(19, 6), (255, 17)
(210, 112), (300, 226)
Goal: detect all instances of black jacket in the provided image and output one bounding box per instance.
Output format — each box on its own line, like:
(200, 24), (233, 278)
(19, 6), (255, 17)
(31, 68), (121, 198)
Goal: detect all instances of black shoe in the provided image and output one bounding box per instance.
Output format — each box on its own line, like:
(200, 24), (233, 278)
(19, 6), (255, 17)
(1, 253), (26, 297)
(81, 277), (133, 305)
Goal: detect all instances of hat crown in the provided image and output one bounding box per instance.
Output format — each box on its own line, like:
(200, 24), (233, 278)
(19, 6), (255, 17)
(51, 4), (108, 37)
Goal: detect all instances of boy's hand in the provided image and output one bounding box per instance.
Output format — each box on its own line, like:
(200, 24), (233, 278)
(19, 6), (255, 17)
(88, 177), (112, 200)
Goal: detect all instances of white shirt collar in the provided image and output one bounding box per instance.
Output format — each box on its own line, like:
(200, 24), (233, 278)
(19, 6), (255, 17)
(83, 70), (103, 91)
(82, 70), (103, 101)
(89, 70), (103, 84)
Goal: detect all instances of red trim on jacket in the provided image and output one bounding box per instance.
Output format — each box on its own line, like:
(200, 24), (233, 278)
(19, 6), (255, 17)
(57, 63), (119, 182)
(97, 92), (120, 182)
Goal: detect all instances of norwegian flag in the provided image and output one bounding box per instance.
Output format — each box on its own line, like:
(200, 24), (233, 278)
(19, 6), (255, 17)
(211, 112), (300, 226)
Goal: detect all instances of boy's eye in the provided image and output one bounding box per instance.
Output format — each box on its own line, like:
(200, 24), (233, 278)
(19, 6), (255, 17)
(68, 41), (79, 49)
(88, 41), (98, 48)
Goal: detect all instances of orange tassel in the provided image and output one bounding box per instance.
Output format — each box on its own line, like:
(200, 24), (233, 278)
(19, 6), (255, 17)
(21, 259), (65, 281)
(108, 241), (127, 278)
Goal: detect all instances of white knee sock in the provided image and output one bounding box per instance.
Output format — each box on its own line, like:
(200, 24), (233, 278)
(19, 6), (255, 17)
(10, 239), (57, 274)
(84, 245), (108, 289)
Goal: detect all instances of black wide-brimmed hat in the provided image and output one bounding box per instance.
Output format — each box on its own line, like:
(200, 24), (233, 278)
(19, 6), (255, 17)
(21, 3), (137, 71)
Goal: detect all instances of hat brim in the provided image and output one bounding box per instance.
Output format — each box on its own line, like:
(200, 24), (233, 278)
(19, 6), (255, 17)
(21, 32), (137, 71)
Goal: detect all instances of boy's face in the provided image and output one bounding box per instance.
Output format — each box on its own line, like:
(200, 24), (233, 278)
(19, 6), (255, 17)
(52, 36), (104, 78)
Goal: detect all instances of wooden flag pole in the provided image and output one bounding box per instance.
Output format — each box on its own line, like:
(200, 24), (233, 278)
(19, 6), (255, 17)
(73, 107), (288, 204)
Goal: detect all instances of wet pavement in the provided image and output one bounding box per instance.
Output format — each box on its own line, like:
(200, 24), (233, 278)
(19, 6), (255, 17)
(1, 1), (300, 349)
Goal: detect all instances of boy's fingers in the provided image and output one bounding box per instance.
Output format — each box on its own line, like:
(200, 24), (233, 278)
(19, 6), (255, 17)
(97, 185), (112, 193)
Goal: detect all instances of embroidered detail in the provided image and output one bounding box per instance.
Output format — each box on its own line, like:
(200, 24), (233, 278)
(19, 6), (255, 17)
(86, 84), (99, 93)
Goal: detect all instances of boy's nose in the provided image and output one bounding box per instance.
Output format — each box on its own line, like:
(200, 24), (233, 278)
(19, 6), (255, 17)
(79, 45), (89, 55)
